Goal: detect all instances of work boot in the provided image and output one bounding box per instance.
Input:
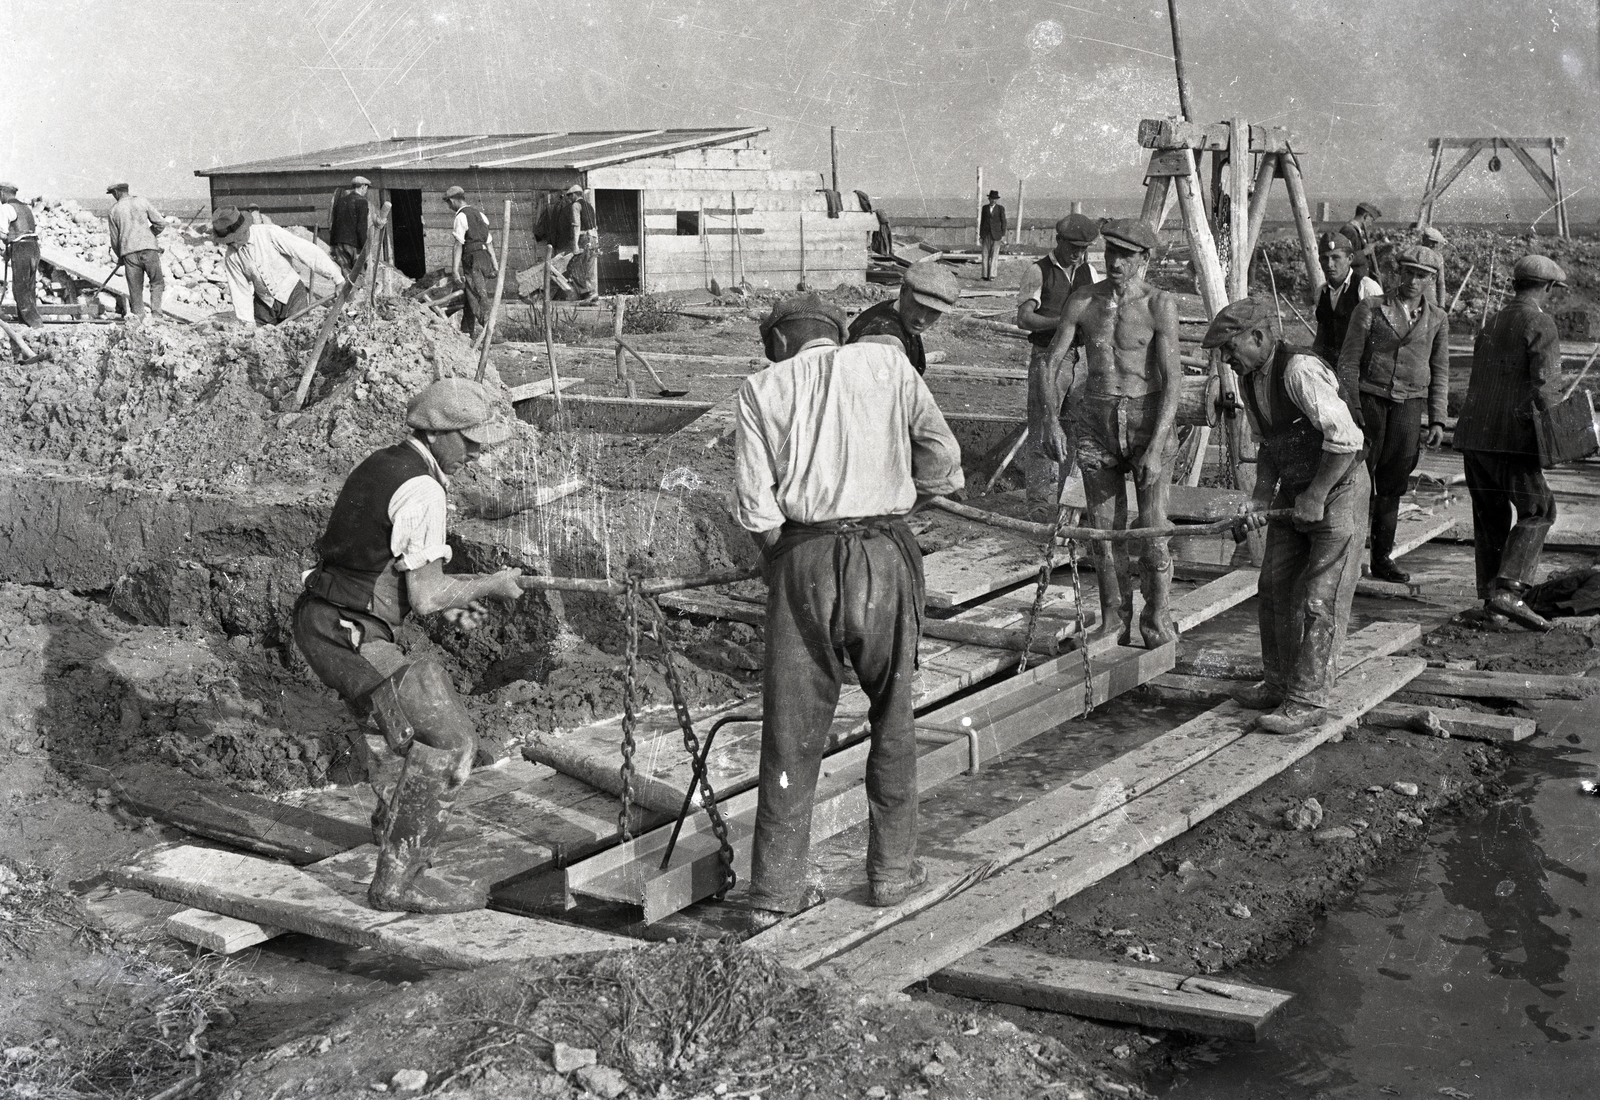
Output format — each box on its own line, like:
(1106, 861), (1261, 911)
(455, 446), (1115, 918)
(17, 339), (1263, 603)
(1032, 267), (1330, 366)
(1257, 701), (1326, 736)
(1486, 587), (1551, 632)
(1369, 496), (1409, 583)
(1138, 546), (1177, 649)
(869, 861), (929, 908)
(1232, 681), (1285, 710)
(368, 743), (486, 914)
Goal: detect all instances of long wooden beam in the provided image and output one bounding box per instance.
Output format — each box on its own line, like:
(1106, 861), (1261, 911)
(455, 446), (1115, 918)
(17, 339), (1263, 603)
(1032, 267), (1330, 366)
(1430, 137), (1566, 149)
(1420, 140), (1487, 205)
(1502, 139), (1561, 205)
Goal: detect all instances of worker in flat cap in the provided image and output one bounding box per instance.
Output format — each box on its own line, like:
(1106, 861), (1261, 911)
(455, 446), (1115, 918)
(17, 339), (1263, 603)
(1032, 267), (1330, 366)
(213, 206), (345, 327)
(1453, 254), (1568, 630)
(1313, 231), (1382, 361)
(1418, 226), (1449, 306)
(1039, 217), (1179, 647)
(0, 181), (43, 329)
(330, 176), (373, 278)
(1338, 244), (1449, 584)
(846, 260), (960, 376)
(444, 185), (498, 337)
(979, 189), (1007, 280)
(734, 293), (963, 927)
(1338, 202), (1384, 287)
(294, 377), (525, 913)
(106, 183), (167, 323)
(1203, 298), (1369, 734)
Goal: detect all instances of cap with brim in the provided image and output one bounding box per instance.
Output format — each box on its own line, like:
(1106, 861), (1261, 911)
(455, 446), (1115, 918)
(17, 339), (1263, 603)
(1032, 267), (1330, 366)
(1101, 218), (1158, 254)
(759, 293), (847, 340)
(351, 176), (371, 187)
(1054, 213), (1100, 246)
(107, 183), (129, 195)
(1317, 231), (1351, 255)
(564, 185), (585, 195)
(1420, 227), (1447, 247)
(902, 262), (961, 312)
(1354, 202), (1382, 218)
(1513, 254), (1567, 287)
(406, 378), (514, 444)
(1398, 245), (1442, 274)
(1201, 297), (1276, 349)
(443, 185), (466, 200)
(0, 182), (18, 194)
(211, 207), (252, 243)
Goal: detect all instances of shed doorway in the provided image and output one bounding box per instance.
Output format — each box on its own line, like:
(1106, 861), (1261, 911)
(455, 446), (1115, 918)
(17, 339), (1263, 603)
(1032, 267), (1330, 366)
(387, 189), (426, 278)
(594, 189), (641, 294)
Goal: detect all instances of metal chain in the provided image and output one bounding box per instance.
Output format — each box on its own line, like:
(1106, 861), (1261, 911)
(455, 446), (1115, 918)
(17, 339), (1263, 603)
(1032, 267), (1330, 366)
(1064, 540), (1094, 717)
(1017, 493), (1074, 673)
(617, 577), (641, 841)
(644, 596), (737, 899)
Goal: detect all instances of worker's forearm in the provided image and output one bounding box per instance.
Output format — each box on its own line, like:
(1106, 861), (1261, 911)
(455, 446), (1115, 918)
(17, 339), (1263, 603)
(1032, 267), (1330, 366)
(1302, 451), (1358, 505)
(1016, 305), (1057, 333)
(410, 570), (506, 615)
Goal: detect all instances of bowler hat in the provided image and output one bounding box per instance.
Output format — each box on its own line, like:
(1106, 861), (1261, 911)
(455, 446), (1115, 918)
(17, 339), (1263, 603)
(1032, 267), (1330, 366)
(987, 190), (1001, 200)
(211, 207), (252, 243)
(1513, 254), (1567, 287)
(1101, 218), (1158, 254)
(758, 294), (847, 340)
(1201, 297), (1277, 348)
(1054, 213), (1100, 246)
(406, 378), (514, 445)
(443, 185), (466, 201)
(902, 262), (961, 312)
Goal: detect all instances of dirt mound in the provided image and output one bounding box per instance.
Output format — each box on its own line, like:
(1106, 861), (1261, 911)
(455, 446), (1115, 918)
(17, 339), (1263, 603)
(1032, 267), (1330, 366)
(34, 196), (232, 313)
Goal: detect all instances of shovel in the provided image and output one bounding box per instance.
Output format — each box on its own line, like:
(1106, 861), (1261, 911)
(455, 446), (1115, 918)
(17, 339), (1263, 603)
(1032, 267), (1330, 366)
(616, 334), (689, 398)
(0, 314), (48, 365)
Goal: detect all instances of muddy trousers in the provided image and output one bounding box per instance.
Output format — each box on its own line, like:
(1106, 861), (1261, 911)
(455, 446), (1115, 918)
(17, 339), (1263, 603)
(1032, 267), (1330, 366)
(747, 520), (923, 912)
(458, 248), (493, 336)
(1362, 393), (1424, 567)
(122, 249), (165, 317)
(6, 239), (42, 328)
(1021, 345), (1075, 507)
(1461, 450), (1556, 598)
(1258, 466), (1370, 708)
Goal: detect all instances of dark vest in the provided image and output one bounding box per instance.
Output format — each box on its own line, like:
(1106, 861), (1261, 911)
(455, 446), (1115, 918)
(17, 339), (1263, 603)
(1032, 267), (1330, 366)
(458, 204), (491, 254)
(1240, 345), (1340, 493)
(306, 442), (442, 631)
(846, 299), (925, 375)
(4, 199), (36, 242)
(1029, 255), (1097, 347)
(1313, 278), (1362, 359)
(330, 190), (369, 247)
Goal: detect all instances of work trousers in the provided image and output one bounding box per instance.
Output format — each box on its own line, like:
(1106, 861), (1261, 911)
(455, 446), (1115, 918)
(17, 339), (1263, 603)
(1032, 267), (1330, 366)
(555, 247), (597, 298)
(122, 248), (165, 317)
(6, 239), (43, 328)
(1361, 392), (1424, 498)
(253, 281), (310, 326)
(459, 248), (493, 336)
(748, 521), (923, 912)
(1021, 344), (1076, 507)
(1258, 465), (1370, 708)
(1461, 450), (1556, 597)
(331, 242), (362, 278)
(980, 237), (1001, 280)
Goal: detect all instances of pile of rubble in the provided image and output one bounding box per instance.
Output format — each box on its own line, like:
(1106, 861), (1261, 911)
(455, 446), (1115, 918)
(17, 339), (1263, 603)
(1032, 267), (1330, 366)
(35, 198), (229, 312)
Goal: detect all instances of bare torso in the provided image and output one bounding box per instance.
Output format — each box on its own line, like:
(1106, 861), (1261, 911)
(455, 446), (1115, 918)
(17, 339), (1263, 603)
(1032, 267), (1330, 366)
(1076, 280), (1170, 398)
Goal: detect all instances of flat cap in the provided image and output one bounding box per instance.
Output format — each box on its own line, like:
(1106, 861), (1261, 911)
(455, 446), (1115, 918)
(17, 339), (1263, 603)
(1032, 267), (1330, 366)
(1513, 253), (1567, 286)
(211, 207), (252, 243)
(902, 262), (961, 311)
(406, 378), (513, 445)
(1317, 231), (1351, 255)
(1354, 201), (1382, 218)
(106, 182), (129, 195)
(1419, 226), (1447, 248)
(564, 184), (585, 196)
(1201, 297), (1277, 348)
(443, 185), (466, 201)
(1054, 213), (1100, 246)
(1101, 218), (1158, 254)
(0, 182), (18, 193)
(351, 175), (372, 187)
(1397, 245), (1442, 274)
(759, 293), (847, 340)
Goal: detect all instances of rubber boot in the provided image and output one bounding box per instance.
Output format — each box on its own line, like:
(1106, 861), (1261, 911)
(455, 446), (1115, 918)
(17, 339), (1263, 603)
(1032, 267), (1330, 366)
(1486, 524), (1552, 631)
(1369, 496), (1409, 583)
(368, 743), (487, 914)
(1138, 540), (1177, 649)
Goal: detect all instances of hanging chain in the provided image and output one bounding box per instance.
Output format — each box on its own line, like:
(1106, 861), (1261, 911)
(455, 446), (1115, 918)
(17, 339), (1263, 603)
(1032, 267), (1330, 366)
(1064, 539), (1094, 717)
(617, 577), (641, 841)
(1017, 493), (1074, 673)
(643, 596), (738, 898)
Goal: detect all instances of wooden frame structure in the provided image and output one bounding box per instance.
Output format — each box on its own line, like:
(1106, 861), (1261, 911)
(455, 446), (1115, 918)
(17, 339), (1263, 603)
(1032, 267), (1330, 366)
(1415, 136), (1569, 238)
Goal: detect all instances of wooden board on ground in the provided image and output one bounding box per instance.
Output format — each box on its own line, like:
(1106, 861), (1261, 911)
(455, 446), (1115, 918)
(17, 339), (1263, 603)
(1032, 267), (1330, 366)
(923, 535), (1048, 609)
(805, 656), (1426, 992)
(930, 947), (1293, 1041)
(37, 243), (209, 323)
(166, 908), (284, 954)
(1362, 703), (1536, 743)
(111, 845), (639, 969)
(506, 376), (586, 402)
(1405, 667), (1600, 700)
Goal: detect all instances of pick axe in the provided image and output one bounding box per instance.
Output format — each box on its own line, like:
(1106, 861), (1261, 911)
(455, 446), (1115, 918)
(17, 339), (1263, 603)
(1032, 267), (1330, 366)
(0, 314), (49, 365)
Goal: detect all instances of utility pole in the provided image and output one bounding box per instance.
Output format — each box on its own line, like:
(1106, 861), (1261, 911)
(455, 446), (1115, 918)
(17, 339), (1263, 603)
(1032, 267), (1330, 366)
(830, 126), (839, 193)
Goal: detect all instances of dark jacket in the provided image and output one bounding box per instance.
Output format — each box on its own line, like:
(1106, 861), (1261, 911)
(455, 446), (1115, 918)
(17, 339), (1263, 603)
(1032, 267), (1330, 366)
(847, 300), (925, 375)
(1338, 294), (1450, 425)
(330, 190), (370, 249)
(1454, 297), (1563, 458)
(543, 198), (596, 253)
(980, 202), (1007, 243)
(1313, 273), (1365, 361)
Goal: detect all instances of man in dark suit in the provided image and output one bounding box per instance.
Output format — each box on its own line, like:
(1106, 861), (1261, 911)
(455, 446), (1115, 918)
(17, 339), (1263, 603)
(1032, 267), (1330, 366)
(330, 176), (372, 277)
(979, 189), (1006, 280)
(1338, 201), (1383, 286)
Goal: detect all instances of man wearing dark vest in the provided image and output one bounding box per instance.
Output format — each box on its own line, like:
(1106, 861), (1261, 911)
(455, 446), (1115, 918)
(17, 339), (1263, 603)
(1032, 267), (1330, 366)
(292, 378), (524, 913)
(1453, 254), (1567, 631)
(1313, 231), (1381, 362)
(1204, 298), (1369, 735)
(446, 185), (497, 338)
(1338, 245), (1449, 584)
(0, 182), (43, 329)
(979, 189), (1006, 280)
(845, 260), (960, 376)
(1018, 213), (1101, 511)
(1338, 201), (1383, 286)
(330, 176), (372, 277)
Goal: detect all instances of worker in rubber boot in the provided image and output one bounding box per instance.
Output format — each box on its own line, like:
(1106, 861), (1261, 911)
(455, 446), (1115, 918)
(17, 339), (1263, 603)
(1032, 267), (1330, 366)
(1018, 213), (1102, 514)
(1038, 218), (1179, 648)
(846, 260), (961, 377)
(1452, 254), (1566, 631)
(1337, 245), (1449, 583)
(1204, 299), (1370, 735)
(292, 378), (525, 913)
(734, 295), (963, 927)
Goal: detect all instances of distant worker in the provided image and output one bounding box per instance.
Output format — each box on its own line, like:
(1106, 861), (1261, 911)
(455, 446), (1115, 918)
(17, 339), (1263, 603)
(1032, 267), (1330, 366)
(294, 378), (523, 913)
(1203, 298), (1368, 734)
(1338, 201), (1383, 286)
(734, 295), (963, 925)
(330, 176), (372, 277)
(1453, 254), (1567, 631)
(245, 204), (273, 226)
(979, 189), (1007, 281)
(845, 261), (960, 376)
(106, 182), (167, 323)
(546, 185), (598, 301)
(1312, 231), (1381, 362)
(1338, 245), (1449, 584)
(444, 185), (497, 338)
(0, 182), (43, 329)
(212, 206), (345, 326)
(1040, 219), (1178, 648)
(1018, 213), (1102, 512)
(1419, 226), (1448, 306)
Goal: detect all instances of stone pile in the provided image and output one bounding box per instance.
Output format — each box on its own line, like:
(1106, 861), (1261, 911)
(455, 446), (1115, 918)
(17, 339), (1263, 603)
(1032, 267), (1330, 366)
(34, 197), (230, 311)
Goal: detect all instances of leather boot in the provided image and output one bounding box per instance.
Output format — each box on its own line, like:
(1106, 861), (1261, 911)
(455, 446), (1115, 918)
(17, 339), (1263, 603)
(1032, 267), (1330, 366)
(369, 743), (487, 914)
(1486, 524), (1551, 631)
(1138, 543), (1176, 648)
(1369, 496), (1408, 583)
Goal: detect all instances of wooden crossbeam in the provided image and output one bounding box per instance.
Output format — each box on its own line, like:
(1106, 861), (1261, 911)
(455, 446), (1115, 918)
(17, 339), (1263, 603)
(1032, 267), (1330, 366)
(1429, 137), (1566, 150)
(1420, 139), (1488, 205)
(1503, 139), (1560, 204)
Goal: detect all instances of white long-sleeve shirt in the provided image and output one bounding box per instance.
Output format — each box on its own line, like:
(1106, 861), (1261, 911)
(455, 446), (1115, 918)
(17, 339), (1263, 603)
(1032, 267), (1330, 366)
(222, 223), (344, 324)
(735, 339), (964, 533)
(1264, 353), (1365, 455)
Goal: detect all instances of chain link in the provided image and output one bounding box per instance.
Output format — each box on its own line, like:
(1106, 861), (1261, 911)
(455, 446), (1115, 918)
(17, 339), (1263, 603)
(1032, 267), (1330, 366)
(1064, 540), (1094, 717)
(1017, 492), (1074, 673)
(617, 577), (641, 841)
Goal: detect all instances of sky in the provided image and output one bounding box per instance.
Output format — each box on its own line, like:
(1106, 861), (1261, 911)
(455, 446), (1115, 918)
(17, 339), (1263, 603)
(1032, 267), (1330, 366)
(2, 0), (1597, 222)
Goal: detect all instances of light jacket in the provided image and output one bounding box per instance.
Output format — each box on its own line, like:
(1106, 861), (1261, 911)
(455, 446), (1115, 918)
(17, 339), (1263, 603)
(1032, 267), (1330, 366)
(1338, 294), (1450, 425)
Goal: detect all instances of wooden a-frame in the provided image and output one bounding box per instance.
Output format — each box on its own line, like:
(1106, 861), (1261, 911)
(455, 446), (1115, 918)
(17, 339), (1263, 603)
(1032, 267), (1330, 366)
(1415, 136), (1569, 238)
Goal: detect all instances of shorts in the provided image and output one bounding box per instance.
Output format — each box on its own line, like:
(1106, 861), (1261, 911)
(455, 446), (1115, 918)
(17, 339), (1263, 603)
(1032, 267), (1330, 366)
(1070, 392), (1179, 475)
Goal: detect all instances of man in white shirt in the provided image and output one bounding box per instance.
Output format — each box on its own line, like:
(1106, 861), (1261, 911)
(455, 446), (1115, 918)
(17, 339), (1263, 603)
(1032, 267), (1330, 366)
(1313, 231), (1382, 362)
(445, 185), (497, 337)
(106, 182), (167, 322)
(292, 378), (525, 913)
(734, 295), (963, 923)
(1, 182), (43, 329)
(212, 207), (344, 326)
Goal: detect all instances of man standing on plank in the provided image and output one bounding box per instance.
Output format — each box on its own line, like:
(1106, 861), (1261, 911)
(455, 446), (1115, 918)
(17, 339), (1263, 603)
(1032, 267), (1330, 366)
(1338, 244), (1449, 583)
(979, 189), (1006, 280)
(845, 260), (960, 377)
(734, 294), (964, 925)
(106, 182), (167, 323)
(1453, 254), (1567, 631)
(1039, 218), (1179, 648)
(293, 378), (524, 913)
(1204, 298), (1369, 734)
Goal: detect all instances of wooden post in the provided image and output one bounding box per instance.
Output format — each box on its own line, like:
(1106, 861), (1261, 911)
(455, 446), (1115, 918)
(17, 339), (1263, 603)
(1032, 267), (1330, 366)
(1277, 154), (1326, 302)
(614, 295), (628, 382)
(798, 212), (807, 289)
(1226, 118), (1250, 301)
(1172, 150), (1228, 317)
(830, 126), (839, 194)
(1140, 176), (1172, 232)
(975, 167), (984, 248)
(365, 201), (390, 312)
(291, 200), (389, 411)
(543, 245), (562, 411)
(727, 193), (738, 285)
(1014, 180), (1026, 247)
(730, 191), (747, 285)
(1165, 0), (1195, 121)
(1416, 141), (1444, 228)
(1243, 152), (1278, 270)
(1550, 138), (1569, 238)
(474, 199), (514, 383)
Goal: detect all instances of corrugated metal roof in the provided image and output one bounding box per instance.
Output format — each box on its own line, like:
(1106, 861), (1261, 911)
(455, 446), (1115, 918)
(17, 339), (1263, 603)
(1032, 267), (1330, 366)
(198, 127), (766, 176)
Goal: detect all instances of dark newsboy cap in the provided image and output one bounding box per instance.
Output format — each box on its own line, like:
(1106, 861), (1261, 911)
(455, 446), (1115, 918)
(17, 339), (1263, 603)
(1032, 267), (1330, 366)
(1054, 213), (1100, 246)
(759, 294), (847, 340)
(1201, 297), (1277, 348)
(1100, 218), (1159, 254)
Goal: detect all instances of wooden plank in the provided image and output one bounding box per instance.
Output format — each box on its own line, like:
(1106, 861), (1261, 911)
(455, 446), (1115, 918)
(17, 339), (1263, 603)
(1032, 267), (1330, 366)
(505, 376), (586, 402)
(821, 657), (1426, 992)
(931, 947), (1293, 1041)
(111, 845), (639, 970)
(165, 909), (283, 954)
(1406, 667), (1600, 700)
(37, 244), (209, 323)
(1172, 568), (1257, 633)
(1147, 620), (1422, 704)
(925, 536), (1048, 608)
(1362, 703), (1536, 743)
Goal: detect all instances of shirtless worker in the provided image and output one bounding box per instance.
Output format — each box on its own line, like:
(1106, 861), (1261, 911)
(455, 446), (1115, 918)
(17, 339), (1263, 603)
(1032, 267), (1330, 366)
(1038, 219), (1180, 647)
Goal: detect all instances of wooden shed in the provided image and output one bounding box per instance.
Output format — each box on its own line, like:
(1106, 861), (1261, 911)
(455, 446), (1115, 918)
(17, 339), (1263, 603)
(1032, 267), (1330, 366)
(195, 128), (877, 294)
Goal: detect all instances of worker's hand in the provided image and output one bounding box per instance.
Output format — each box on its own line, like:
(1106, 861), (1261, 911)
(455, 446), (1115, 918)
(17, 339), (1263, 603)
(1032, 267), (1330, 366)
(480, 567), (525, 602)
(1131, 448), (1163, 488)
(452, 267), (463, 283)
(441, 600), (492, 632)
(1292, 490), (1327, 528)
(1235, 499), (1271, 532)
(1041, 421), (1070, 464)
(1425, 422), (1446, 448)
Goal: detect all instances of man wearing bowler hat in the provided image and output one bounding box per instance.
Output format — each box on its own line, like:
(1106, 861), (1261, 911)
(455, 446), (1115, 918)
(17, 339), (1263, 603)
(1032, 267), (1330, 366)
(106, 182), (167, 323)
(979, 189), (1007, 280)
(846, 260), (960, 376)
(213, 205), (345, 326)
(330, 176), (373, 277)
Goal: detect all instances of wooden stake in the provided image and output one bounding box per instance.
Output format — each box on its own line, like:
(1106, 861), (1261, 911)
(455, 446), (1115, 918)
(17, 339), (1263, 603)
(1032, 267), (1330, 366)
(1242, 153), (1277, 269)
(614, 295), (628, 383)
(474, 198), (514, 383)
(1227, 118), (1250, 301)
(1277, 154), (1325, 301)
(830, 126), (839, 194)
(291, 200), (389, 411)
(365, 200), (389, 312)
(543, 245), (562, 411)
(1014, 179), (1026, 247)
(975, 167), (984, 249)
